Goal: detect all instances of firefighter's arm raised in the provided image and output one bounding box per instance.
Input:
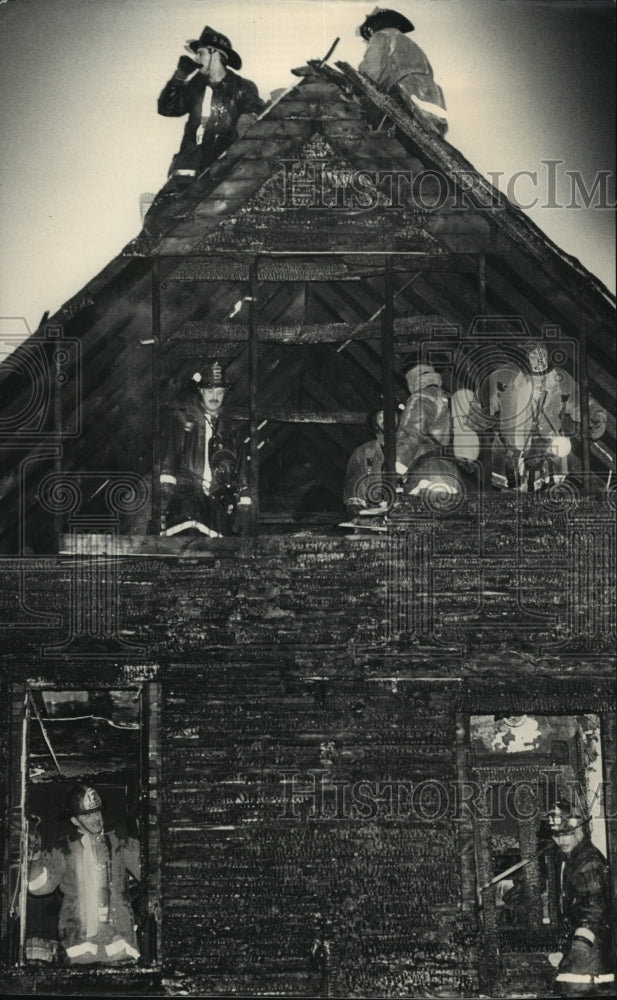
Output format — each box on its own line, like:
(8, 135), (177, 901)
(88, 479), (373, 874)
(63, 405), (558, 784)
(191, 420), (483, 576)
(158, 56), (201, 117)
(396, 393), (440, 475)
(28, 836), (64, 897)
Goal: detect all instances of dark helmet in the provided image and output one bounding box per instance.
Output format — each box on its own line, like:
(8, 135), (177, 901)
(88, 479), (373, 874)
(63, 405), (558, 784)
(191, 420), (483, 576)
(67, 784), (103, 818)
(191, 361), (232, 390)
(359, 8), (415, 41)
(547, 789), (589, 836)
(186, 26), (242, 70)
(366, 395), (402, 436)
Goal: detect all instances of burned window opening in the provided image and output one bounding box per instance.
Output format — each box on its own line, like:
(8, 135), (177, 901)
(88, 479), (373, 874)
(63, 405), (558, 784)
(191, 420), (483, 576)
(13, 252), (610, 555)
(147, 255), (614, 541)
(464, 713), (611, 980)
(3, 683), (161, 974)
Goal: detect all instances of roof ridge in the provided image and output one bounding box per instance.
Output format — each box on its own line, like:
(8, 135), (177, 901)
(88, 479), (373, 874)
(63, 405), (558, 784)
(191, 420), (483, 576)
(325, 59), (615, 313)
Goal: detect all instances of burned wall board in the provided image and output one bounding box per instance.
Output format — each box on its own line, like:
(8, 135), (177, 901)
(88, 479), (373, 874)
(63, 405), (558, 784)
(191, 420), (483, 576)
(1, 2), (615, 997)
(1, 496), (616, 995)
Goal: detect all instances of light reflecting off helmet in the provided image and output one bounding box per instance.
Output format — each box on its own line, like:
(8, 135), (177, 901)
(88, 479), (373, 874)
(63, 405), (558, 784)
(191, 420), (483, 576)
(547, 803), (583, 836)
(547, 808), (567, 832)
(549, 435), (572, 458)
(528, 345), (549, 374)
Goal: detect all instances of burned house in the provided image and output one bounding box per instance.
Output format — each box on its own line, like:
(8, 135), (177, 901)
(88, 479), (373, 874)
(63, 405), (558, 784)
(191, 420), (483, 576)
(0, 57), (615, 997)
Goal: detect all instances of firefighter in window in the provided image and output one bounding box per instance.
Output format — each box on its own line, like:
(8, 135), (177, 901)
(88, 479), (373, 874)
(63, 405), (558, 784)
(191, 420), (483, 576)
(395, 364), (462, 496)
(27, 786), (140, 966)
(343, 402), (400, 519)
(160, 362), (249, 537)
(466, 342), (607, 491)
(357, 7), (448, 136)
(546, 793), (615, 996)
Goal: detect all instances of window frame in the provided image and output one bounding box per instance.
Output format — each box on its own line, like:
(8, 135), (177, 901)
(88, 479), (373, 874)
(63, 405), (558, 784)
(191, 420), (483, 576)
(2, 679), (161, 972)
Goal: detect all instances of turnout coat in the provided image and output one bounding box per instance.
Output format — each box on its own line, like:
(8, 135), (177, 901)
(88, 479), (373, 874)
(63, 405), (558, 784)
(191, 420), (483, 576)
(160, 390), (245, 536)
(158, 68), (265, 173)
(396, 371), (461, 494)
(28, 829), (140, 964)
(359, 28), (448, 133)
(554, 838), (615, 993)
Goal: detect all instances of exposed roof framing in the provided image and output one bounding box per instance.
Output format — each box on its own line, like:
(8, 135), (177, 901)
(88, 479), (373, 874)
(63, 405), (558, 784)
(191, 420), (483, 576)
(0, 54), (614, 549)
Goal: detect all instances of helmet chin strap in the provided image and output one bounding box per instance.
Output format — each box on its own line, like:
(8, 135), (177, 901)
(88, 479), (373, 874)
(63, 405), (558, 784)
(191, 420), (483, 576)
(551, 816), (590, 837)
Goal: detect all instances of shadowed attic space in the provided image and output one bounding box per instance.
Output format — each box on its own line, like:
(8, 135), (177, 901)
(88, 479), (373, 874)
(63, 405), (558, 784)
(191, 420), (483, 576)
(0, 58), (615, 551)
(141, 258), (616, 527)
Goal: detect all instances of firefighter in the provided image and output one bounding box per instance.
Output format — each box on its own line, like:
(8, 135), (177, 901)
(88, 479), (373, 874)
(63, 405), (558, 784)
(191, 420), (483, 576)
(160, 362), (248, 537)
(547, 793), (615, 996)
(395, 364), (461, 495)
(158, 25), (264, 179)
(467, 342), (607, 491)
(142, 26), (264, 239)
(344, 403), (402, 518)
(357, 7), (448, 135)
(28, 785), (140, 965)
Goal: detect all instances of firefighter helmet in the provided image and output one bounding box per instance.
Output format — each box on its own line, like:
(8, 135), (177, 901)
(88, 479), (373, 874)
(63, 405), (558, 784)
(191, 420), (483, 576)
(547, 790), (588, 836)
(525, 342), (550, 375)
(67, 784), (103, 817)
(359, 9), (415, 41)
(191, 361), (232, 389)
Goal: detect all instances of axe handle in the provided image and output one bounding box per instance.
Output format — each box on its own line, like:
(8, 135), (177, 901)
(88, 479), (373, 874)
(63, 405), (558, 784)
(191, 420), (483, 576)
(479, 858), (529, 893)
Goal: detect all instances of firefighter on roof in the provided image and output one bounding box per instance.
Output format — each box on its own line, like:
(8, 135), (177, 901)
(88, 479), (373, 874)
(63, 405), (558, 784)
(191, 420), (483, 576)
(357, 8), (448, 135)
(157, 25), (264, 179)
(142, 26), (265, 237)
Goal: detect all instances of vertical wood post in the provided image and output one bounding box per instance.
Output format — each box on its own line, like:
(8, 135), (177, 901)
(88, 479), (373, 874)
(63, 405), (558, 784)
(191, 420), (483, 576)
(303, 280), (309, 324)
(578, 321), (592, 494)
(147, 681), (162, 964)
(454, 715), (478, 918)
(151, 258), (161, 534)
(381, 255), (396, 476)
(53, 333), (63, 551)
(248, 260), (260, 533)
(600, 712), (617, 922)
(477, 255), (490, 490)
(18, 687), (30, 965)
(138, 684), (152, 960)
(477, 254), (487, 314)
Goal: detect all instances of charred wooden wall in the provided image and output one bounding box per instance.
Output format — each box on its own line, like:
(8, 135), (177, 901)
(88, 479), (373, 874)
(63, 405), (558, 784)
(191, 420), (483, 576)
(1, 498), (615, 996)
(160, 671), (469, 997)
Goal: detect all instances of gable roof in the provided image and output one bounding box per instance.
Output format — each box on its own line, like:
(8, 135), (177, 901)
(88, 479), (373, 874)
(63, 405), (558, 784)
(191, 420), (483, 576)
(0, 59), (614, 550)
